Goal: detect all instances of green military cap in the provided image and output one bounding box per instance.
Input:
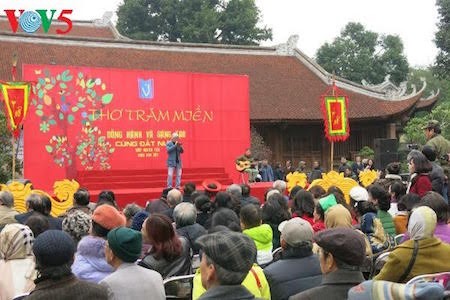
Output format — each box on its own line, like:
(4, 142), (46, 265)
(421, 120), (440, 130)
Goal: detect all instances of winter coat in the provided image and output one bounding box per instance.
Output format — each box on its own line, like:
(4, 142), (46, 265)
(243, 224), (273, 265)
(72, 235), (114, 283)
(374, 237), (450, 283)
(377, 210), (396, 236)
(139, 237), (191, 279)
(176, 223), (207, 254)
(264, 246), (322, 300)
(408, 173), (432, 197)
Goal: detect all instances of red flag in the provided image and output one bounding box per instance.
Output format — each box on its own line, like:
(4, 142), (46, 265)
(0, 82), (31, 137)
(320, 84), (350, 142)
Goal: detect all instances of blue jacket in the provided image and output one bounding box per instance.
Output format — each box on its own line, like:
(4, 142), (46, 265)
(166, 141), (184, 167)
(260, 165), (274, 182)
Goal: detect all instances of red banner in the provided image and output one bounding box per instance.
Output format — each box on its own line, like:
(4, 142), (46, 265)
(0, 82), (31, 137)
(23, 65), (250, 191)
(320, 85), (350, 142)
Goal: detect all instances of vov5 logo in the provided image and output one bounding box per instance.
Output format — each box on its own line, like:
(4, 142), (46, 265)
(4, 9), (73, 34)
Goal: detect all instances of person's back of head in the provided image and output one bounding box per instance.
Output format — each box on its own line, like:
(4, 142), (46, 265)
(408, 206), (437, 240)
(422, 145), (437, 162)
(167, 189), (183, 207)
(26, 194), (51, 216)
(123, 203), (142, 224)
(91, 204), (126, 238)
(25, 213), (50, 238)
(106, 227), (142, 264)
(173, 202), (197, 227)
(33, 230), (76, 283)
(279, 217), (314, 250)
(62, 210), (91, 243)
(356, 200), (378, 217)
(143, 213), (181, 261)
(97, 190), (118, 208)
(196, 231), (257, 287)
(368, 184), (391, 211)
(397, 193), (421, 212)
(240, 204), (261, 230)
(421, 191), (448, 224)
(214, 191), (233, 210)
(386, 162), (401, 175)
(183, 182), (196, 197)
(226, 184), (242, 199)
(211, 208), (241, 232)
(195, 194), (212, 213)
(289, 186), (303, 200)
(73, 188), (90, 206)
(293, 190), (315, 218)
(263, 193), (290, 224)
(308, 185), (326, 201)
(0, 191), (14, 208)
(240, 184), (251, 197)
(273, 180), (287, 194)
(0, 223), (34, 260)
(389, 181), (406, 200)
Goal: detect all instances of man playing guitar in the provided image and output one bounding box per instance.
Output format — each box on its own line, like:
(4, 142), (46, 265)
(236, 148), (259, 183)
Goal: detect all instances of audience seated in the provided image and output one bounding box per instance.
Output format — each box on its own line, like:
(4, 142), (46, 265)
(290, 228), (367, 299)
(72, 204), (126, 283)
(96, 190), (119, 209)
(0, 191), (18, 227)
(210, 208), (241, 232)
(292, 190), (315, 225)
(262, 193), (291, 249)
(264, 218), (322, 300)
(313, 194), (337, 233)
(63, 188), (92, 217)
(162, 189), (183, 221)
(139, 214), (191, 278)
(62, 210), (91, 246)
(147, 188), (171, 214)
(374, 206), (450, 283)
(195, 195), (212, 229)
(393, 194), (421, 234)
(122, 203), (142, 227)
(420, 191), (450, 243)
(195, 231), (260, 299)
(27, 230), (108, 299)
(25, 213), (50, 238)
(192, 227), (271, 300)
(241, 184), (261, 207)
(100, 227), (165, 300)
(368, 184), (396, 236)
(182, 182), (196, 203)
(0, 224), (35, 299)
(241, 204), (273, 265)
(173, 202), (207, 254)
(15, 194), (62, 230)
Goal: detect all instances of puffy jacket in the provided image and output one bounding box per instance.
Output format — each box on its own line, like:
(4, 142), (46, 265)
(377, 210), (396, 236)
(243, 224), (273, 265)
(72, 236), (114, 283)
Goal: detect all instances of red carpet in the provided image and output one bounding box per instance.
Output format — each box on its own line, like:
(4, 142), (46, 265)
(77, 168), (272, 207)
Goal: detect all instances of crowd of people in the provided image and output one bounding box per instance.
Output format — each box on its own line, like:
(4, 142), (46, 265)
(0, 120), (449, 300)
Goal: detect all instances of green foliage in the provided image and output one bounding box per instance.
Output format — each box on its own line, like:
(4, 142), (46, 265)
(116, 0), (272, 45)
(408, 68), (449, 103)
(316, 22), (409, 85)
(250, 126), (272, 160)
(402, 101), (450, 144)
(434, 0), (450, 78)
(0, 109), (22, 183)
(358, 146), (375, 159)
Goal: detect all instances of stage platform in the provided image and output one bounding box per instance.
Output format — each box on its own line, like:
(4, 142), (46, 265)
(77, 168), (272, 207)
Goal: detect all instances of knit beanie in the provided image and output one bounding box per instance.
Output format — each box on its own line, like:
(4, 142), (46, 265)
(33, 230), (75, 267)
(107, 227), (142, 263)
(92, 204), (126, 230)
(131, 211), (149, 231)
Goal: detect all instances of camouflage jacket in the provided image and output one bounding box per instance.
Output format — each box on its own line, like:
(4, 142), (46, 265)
(426, 134), (450, 174)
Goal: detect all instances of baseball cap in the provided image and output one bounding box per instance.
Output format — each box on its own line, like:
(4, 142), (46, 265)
(279, 217), (313, 247)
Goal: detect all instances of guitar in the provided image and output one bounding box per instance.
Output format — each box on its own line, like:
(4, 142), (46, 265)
(236, 160), (253, 172)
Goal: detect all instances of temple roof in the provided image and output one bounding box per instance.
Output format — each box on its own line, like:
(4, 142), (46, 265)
(0, 21), (434, 121)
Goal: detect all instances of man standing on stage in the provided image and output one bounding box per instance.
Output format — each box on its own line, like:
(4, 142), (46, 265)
(166, 132), (184, 189)
(236, 148), (258, 183)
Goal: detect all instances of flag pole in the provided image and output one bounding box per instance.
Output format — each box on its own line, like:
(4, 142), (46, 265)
(330, 74), (336, 171)
(11, 53), (18, 181)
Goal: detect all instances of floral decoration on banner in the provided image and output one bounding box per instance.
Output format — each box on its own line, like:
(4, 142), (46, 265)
(31, 69), (115, 170)
(320, 83), (350, 142)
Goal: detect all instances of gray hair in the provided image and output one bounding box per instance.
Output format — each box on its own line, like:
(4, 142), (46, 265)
(167, 189), (183, 207)
(173, 202), (197, 227)
(205, 254), (247, 285)
(266, 189), (280, 201)
(0, 191), (14, 208)
(226, 184), (242, 198)
(26, 194), (42, 210)
(272, 180), (287, 193)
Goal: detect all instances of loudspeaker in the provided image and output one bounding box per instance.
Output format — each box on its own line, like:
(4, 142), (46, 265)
(374, 138), (399, 170)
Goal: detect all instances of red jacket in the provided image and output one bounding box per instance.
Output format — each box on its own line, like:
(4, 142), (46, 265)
(409, 173), (432, 197)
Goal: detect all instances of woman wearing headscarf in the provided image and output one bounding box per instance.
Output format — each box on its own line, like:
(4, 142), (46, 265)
(374, 206), (450, 283)
(0, 224), (36, 300)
